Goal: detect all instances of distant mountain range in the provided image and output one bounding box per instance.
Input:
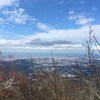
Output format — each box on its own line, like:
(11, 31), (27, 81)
(0, 57), (100, 78)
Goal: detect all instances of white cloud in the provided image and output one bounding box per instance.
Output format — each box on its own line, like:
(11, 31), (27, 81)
(36, 22), (53, 31)
(1, 24), (100, 52)
(11, 44), (82, 50)
(24, 24), (100, 48)
(12, 46), (32, 50)
(76, 17), (95, 25)
(68, 11), (75, 15)
(80, 0), (85, 4)
(68, 11), (95, 25)
(92, 7), (97, 11)
(0, 0), (36, 25)
(1, 8), (36, 24)
(58, 1), (64, 5)
(93, 46), (100, 50)
(0, 0), (19, 8)
(13, 25), (95, 51)
(0, 18), (5, 24)
(0, 39), (21, 45)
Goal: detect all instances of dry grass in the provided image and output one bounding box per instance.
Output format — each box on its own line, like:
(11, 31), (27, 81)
(0, 68), (100, 100)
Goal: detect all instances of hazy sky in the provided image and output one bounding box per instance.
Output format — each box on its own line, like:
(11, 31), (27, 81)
(0, 0), (100, 54)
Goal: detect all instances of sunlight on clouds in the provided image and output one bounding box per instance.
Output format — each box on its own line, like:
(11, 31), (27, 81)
(2, 8), (36, 24)
(36, 22), (53, 32)
(17, 25), (100, 50)
(94, 46), (100, 50)
(1, 24), (100, 52)
(0, 0), (36, 25)
(0, 0), (19, 8)
(0, 0), (99, 54)
(92, 7), (97, 11)
(0, 39), (21, 45)
(80, 0), (85, 4)
(58, 1), (64, 5)
(0, 18), (5, 24)
(76, 17), (95, 25)
(68, 11), (95, 25)
(11, 44), (82, 50)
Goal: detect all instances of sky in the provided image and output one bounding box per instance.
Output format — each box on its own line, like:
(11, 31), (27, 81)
(0, 0), (100, 55)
